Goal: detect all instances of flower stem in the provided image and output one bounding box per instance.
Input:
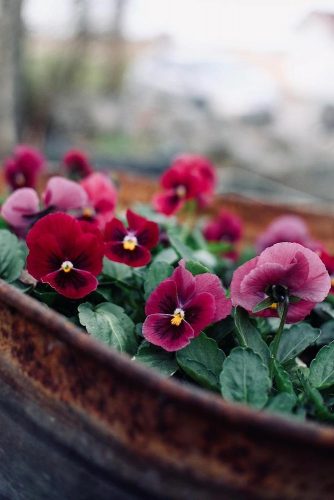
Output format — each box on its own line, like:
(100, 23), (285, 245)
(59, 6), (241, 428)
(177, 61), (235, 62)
(270, 297), (289, 376)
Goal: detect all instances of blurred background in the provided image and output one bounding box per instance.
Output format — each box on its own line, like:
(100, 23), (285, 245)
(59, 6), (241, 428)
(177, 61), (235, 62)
(1, 0), (334, 202)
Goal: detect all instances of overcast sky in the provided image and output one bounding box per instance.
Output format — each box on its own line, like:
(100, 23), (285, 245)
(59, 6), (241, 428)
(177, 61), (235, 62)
(23, 0), (334, 51)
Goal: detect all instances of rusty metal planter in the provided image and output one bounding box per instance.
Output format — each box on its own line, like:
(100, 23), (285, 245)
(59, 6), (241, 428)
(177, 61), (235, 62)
(1, 189), (334, 499)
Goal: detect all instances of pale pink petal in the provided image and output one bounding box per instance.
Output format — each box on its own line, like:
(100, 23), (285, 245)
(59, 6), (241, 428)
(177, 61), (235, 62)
(43, 176), (88, 211)
(1, 188), (39, 228)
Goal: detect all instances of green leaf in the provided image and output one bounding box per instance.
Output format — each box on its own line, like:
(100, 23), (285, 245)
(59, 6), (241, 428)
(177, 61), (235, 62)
(265, 393), (297, 414)
(176, 333), (225, 392)
(220, 347), (271, 409)
(185, 260), (210, 276)
(309, 341), (334, 390)
(272, 360), (295, 395)
(78, 302), (137, 355)
(102, 258), (132, 282)
(153, 247), (178, 264)
(313, 302), (334, 320)
(316, 320), (334, 345)
(0, 230), (25, 283)
(205, 316), (234, 343)
(252, 297), (273, 313)
(167, 227), (193, 260)
(144, 261), (173, 299)
(134, 341), (177, 377)
(272, 323), (320, 365)
(206, 241), (233, 254)
(234, 307), (270, 365)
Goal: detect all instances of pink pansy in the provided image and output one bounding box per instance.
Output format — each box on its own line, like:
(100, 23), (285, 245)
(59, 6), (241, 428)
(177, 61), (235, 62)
(1, 176), (88, 233)
(1, 188), (40, 229)
(62, 149), (93, 179)
(80, 173), (117, 230)
(42, 176), (88, 211)
(256, 215), (321, 253)
(143, 264), (231, 351)
(230, 242), (331, 323)
(4, 145), (44, 190)
(203, 210), (242, 243)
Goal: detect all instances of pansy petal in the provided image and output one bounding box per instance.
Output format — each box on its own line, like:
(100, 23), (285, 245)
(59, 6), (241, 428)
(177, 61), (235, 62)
(172, 265), (196, 306)
(153, 191), (184, 216)
(143, 313), (194, 351)
(43, 176), (88, 211)
(194, 273), (232, 321)
(230, 256), (259, 309)
(145, 279), (178, 315)
(104, 217), (127, 242)
(184, 292), (215, 335)
(43, 268), (98, 299)
(136, 221), (159, 249)
(105, 242), (151, 267)
(1, 188), (40, 228)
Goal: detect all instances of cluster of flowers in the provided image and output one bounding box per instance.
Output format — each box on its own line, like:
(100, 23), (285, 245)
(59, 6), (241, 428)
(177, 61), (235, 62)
(1, 144), (333, 360)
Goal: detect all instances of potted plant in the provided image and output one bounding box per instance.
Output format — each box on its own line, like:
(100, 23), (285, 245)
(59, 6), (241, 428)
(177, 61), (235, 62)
(0, 147), (334, 499)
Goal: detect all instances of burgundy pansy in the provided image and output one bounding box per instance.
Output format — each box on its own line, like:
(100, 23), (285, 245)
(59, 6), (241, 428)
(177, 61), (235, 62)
(4, 145), (44, 190)
(26, 213), (104, 299)
(153, 165), (201, 216)
(203, 209), (243, 244)
(63, 149), (93, 179)
(104, 209), (159, 267)
(230, 242), (331, 323)
(143, 264), (232, 351)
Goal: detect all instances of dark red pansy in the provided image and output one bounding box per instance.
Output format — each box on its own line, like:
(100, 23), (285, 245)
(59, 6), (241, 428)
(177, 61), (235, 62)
(62, 149), (93, 179)
(104, 209), (159, 267)
(153, 166), (201, 216)
(26, 213), (104, 299)
(4, 145), (44, 190)
(203, 210), (243, 244)
(143, 265), (231, 351)
(171, 154), (217, 207)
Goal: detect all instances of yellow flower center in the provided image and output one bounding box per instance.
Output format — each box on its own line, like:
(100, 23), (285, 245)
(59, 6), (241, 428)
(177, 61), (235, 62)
(61, 260), (74, 273)
(331, 278), (334, 287)
(176, 185), (187, 198)
(82, 207), (95, 218)
(123, 235), (137, 251)
(171, 308), (185, 326)
(270, 302), (278, 310)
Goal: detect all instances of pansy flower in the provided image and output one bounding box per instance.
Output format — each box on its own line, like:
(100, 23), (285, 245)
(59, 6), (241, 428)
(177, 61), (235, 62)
(256, 215), (321, 253)
(1, 176), (88, 234)
(104, 209), (159, 267)
(26, 213), (104, 299)
(230, 242), (330, 323)
(153, 154), (216, 216)
(203, 209), (242, 243)
(4, 145), (44, 190)
(63, 149), (93, 179)
(143, 264), (231, 351)
(80, 173), (117, 230)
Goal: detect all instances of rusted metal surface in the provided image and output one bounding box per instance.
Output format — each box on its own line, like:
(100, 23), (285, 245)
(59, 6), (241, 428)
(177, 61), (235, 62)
(0, 281), (334, 499)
